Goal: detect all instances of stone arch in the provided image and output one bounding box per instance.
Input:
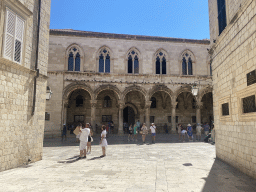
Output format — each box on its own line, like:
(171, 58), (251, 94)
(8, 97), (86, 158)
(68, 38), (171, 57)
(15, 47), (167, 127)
(122, 85), (147, 100)
(65, 43), (85, 72)
(179, 49), (196, 63)
(94, 84), (121, 101)
(124, 103), (138, 115)
(63, 82), (94, 101)
(198, 86), (213, 102)
(148, 85), (173, 99)
(174, 85), (197, 101)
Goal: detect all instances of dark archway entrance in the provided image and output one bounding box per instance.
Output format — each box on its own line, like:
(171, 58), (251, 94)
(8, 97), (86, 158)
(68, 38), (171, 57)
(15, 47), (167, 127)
(123, 106), (135, 126)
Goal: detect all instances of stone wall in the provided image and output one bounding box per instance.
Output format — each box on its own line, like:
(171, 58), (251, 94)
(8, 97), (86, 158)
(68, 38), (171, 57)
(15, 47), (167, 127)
(209, 0), (256, 179)
(0, 0), (51, 171)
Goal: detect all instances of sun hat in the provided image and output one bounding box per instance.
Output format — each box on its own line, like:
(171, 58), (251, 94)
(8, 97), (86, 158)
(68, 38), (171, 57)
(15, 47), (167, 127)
(187, 124), (191, 126)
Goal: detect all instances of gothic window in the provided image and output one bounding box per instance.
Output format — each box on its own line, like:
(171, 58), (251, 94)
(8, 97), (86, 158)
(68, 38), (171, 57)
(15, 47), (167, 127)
(104, 96), (111, 108)
(182, 52), (194, 75)
(155, 51), (167, 74)
(127, 50), (139, 74)
(150, 97), (156, 108)
(3, 8), (25, 64)
(99, 48), (110, 73)
(76, 95), (83, 107)
(217, 0), (227, 35)
(68, 47), (81, 71)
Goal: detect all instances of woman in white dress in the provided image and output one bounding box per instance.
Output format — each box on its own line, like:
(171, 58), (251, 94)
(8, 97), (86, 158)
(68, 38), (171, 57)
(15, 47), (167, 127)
(100, 125), (108, 157)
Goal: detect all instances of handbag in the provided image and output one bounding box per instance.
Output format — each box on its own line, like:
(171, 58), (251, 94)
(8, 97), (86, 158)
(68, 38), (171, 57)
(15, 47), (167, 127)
(91, 137), (93, 142)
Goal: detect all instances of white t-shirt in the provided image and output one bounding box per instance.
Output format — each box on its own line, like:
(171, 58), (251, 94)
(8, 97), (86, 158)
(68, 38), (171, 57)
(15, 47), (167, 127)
(79, 128), (90, 142)
(150, 126), (156, 133)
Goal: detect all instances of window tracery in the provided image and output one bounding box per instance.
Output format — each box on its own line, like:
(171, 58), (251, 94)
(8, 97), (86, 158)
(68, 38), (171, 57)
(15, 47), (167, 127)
(182, 52), (193, 75)
(127, 49), (139, 74)
(155, 51), (166, 74)
(99, 48), (110, 73)
(68, 46), (80, 71)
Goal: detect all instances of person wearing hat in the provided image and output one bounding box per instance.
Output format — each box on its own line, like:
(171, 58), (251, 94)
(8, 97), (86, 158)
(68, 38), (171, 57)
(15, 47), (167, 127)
(78, 123), (90, 159)
(141, 123), (148, 144)
(196, 123), (203, 141)
(187, 124), (193, 141)
(150, 123), (157, 144)
(62, 123), (67, 141)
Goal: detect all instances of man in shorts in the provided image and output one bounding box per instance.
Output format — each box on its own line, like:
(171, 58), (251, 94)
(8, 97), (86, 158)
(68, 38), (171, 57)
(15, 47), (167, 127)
(150, 123), (157, 144)
(79, 123), (90, 159)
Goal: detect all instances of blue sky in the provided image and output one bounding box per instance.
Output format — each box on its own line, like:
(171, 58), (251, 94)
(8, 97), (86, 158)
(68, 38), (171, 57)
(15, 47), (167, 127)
(50, 0), (210, 40)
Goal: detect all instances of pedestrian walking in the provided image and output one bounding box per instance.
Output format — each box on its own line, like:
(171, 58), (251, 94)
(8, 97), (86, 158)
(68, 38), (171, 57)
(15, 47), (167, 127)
(136, 120), (141, 131)
(141, 123), (148, 144)
(62, 124), (67, 141)
(87, 127), (93, 154)
(76, 123), (82, 143)
(204, 122), (210, 136)
(150, 123), (156, 143)
(78, 123), (90, 159)
(181, 125), (187, 142)
(128, 124), (133, 141)
(187, 124), (193, 141)
(100, 125), (108, 157)
(196, 123), (203, 141)
(177, 124), (182, 140)
(133, 124), (138, 141)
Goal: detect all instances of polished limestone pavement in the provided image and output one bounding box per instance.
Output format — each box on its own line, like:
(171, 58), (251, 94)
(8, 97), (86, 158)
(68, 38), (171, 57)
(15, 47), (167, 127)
(0, 134), (256, 192)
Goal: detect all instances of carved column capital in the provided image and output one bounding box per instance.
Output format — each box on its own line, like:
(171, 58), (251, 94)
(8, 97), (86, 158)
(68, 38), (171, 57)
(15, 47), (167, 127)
(63, 99), (69, 108)
(196, 102), (204, 109)
(90, 100), (97, 108)
(171, 102), (178, 109)
(118, 100), (125, 109)
(145, 101), (152, 109)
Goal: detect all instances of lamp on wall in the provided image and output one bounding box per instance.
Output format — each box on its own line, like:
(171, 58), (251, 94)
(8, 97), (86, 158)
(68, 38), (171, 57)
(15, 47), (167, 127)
(191, 83), (199, 96)
(46, 86), (53, 100)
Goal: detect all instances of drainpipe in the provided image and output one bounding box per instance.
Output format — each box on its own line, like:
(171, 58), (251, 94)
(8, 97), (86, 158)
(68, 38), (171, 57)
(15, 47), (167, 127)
(32, 0), (42, 115)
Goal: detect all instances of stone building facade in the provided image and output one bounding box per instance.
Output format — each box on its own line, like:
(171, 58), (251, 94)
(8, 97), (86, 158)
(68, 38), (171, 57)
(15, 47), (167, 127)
(0, 0), (51, 171)
(46, 29), (213, 137)
(208, 0), (256, 178)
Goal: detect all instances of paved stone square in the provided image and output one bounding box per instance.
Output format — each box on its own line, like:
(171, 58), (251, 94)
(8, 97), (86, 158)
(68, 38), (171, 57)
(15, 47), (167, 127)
(0, 134), (256, 192)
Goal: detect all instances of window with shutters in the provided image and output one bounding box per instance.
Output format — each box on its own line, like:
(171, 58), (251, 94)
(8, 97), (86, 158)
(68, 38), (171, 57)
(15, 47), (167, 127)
(217, 0), (227, 35)
(67, 46), (81, 71)
(127, 49), (139, 74)
(155, 51), (167, 75)
(99, 48), (111, 73)
(3, 8), (25, 64)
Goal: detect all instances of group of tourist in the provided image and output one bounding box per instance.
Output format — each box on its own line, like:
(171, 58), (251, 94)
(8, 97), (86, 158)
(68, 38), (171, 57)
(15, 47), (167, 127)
(127, 120), (157, 144)
(63, 123), (108, 159)
(177, 122), (212, 142)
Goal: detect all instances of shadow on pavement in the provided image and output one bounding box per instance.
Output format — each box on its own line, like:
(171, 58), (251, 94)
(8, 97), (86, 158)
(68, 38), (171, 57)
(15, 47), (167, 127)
(89, 156), (105, 161)
(57, 155), (84, 163)
(201, 158), (256, 192)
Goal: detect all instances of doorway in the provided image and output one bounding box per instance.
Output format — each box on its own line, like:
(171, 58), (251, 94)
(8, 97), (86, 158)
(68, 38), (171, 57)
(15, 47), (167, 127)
(123, 106), (135, 126)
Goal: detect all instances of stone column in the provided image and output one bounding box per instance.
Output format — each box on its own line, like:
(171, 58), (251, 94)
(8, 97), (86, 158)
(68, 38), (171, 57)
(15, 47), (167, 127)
(171, 101), (178, 134)
(145, 101), (152, 128)
(90, 100), (97, 132)
(118, 101), (125, 135)
(63, 100), (68, 125)
(196, 101), (203, 125)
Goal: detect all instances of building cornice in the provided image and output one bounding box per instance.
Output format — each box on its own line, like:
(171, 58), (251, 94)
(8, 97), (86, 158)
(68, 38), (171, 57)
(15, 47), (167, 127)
(50, 29), (210, 45)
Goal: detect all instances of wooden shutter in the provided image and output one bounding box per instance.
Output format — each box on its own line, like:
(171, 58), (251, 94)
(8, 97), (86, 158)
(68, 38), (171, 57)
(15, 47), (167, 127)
(4, 9), (24, 63)
(14, 16), (24, 63)
(4, 9), (15, 60)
